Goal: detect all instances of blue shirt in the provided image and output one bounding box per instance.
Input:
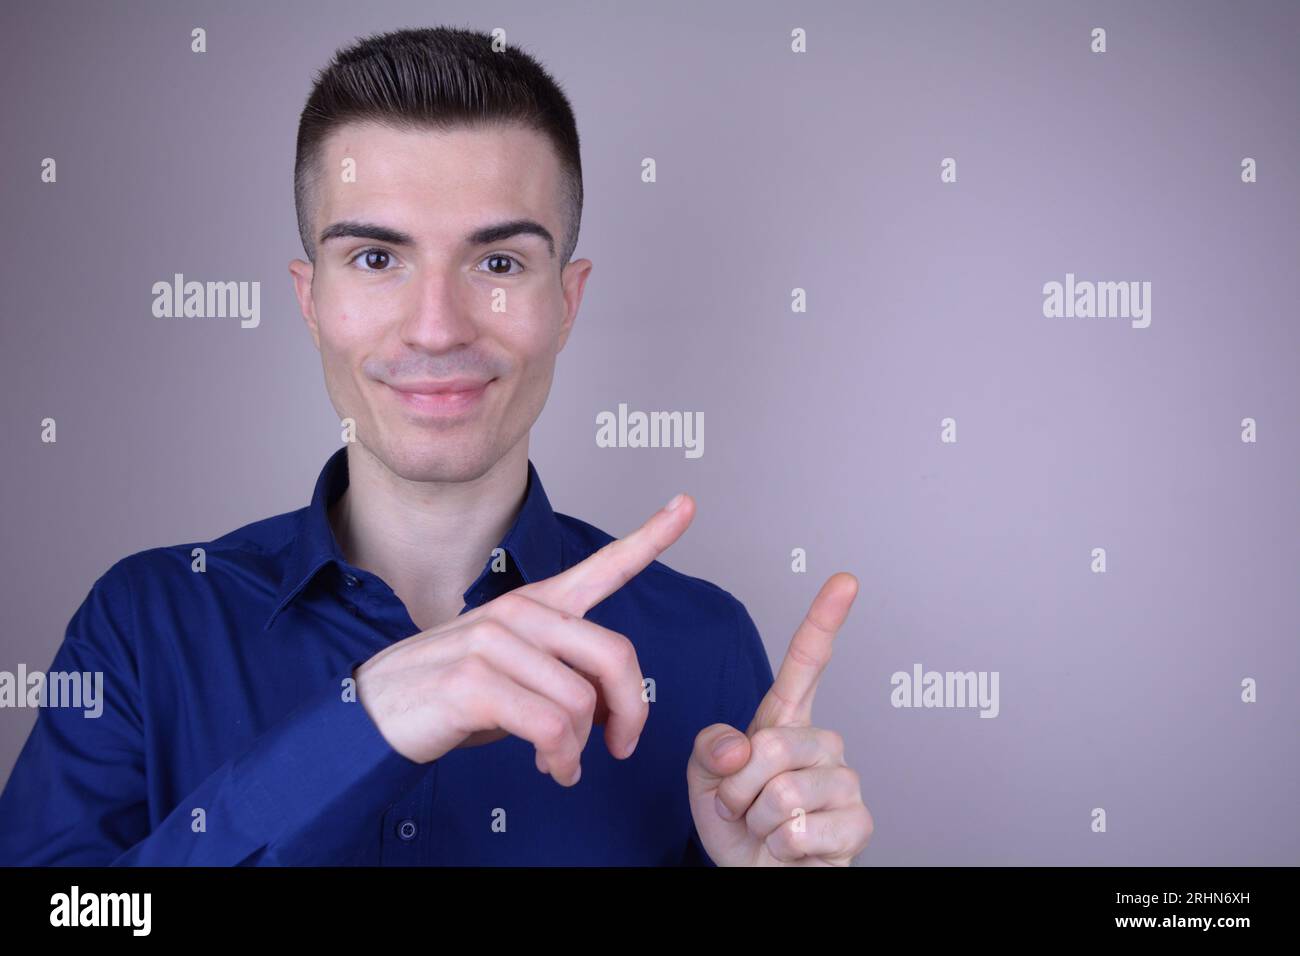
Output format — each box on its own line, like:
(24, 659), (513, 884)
(0, 448), (774, 866)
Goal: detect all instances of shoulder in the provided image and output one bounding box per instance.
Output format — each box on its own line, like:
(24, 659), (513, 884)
(96, 506), (303, 590)
(71, 507), (306, 644)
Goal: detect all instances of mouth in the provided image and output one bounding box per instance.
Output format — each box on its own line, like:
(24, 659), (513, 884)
(384, 377), (494, 418)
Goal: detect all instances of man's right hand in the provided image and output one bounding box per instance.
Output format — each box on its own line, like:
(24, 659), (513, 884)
(352, 492), (696, 787)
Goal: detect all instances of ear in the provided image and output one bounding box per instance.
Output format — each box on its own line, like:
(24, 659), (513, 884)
(556, 258), (592, 354)
(288, 257), (320, 350)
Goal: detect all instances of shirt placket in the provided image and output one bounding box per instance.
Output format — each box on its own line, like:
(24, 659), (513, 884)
(336, 557), (519, 865)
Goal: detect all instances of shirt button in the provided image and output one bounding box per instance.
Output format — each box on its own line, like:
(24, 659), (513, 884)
(343, 573), (360, 588)
(397, 819), (418, 841)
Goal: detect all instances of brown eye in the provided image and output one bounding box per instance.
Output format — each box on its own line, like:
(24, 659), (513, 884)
(363, 250), (391, 270)
(480, 254), (522, 275)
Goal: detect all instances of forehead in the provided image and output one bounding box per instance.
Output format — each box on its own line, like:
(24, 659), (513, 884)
(313, 120), (564, 241)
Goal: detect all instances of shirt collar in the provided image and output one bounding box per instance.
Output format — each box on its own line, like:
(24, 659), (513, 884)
(264, 447), (565, 631)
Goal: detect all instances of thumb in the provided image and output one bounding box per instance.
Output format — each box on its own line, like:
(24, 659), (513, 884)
(686, 723), (751, 797)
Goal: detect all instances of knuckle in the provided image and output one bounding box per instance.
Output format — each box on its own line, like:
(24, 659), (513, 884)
(569, 677), (598, 714)
(823, 729), (845, 758)
(822, 815), (844, 851)
(493, 591), (528, 616)
(751, 728), (791, 766)
(451, 653), (492, 685)
(768, 773), (804, 814)
(469, 617), (510, 647)
(763, 822), (796, 859)
(716, 775), (745, 811)
(533, 708), (570, 750)
(467, 621), (501, 642)
(837, 766), (861, 801)
(610, 635), (639, 672)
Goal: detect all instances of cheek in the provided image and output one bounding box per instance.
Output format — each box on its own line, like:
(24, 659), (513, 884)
(318, 318), (368, 377)
(512, 338), (559, 389)
(322, 309), (371, 349)
(502, 305), (561, 355)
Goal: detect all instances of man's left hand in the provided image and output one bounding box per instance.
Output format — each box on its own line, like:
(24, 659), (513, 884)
(686, 572), (873, 866)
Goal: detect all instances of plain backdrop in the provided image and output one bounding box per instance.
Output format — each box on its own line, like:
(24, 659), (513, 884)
(1, 0), (1297, 864)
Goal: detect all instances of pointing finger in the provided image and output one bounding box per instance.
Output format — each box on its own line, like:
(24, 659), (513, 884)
(751, 572), (858, 732)
(518, 493), (695, 618)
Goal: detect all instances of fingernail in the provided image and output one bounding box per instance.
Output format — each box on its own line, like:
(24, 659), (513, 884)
(664, 493), (684, 512)
(715, 793), (736, 821)
(712, 734), (742, 760)
(623, 734), (640, 758)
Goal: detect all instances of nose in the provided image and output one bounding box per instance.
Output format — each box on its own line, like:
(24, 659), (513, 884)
(397, 265), (480, 355)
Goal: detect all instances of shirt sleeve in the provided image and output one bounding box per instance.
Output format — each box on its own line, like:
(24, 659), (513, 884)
(0, 567), (427, 866)
(679, 595), (776, 866)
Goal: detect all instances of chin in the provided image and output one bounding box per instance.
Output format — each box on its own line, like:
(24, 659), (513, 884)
(371, 434), (501, 484)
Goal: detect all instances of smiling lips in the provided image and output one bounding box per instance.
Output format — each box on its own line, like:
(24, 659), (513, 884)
(385, 377), (493, 416)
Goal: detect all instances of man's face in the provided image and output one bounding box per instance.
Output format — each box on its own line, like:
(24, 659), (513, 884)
(289, 120), (591, 483)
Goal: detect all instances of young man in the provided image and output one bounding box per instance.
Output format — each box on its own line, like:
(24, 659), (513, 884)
(0, 26), (872, 866)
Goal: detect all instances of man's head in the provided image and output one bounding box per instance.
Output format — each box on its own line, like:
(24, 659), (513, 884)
(289, 26), (592, 484)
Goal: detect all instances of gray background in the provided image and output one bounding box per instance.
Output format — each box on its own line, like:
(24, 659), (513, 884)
(1, 0), (1296, 865)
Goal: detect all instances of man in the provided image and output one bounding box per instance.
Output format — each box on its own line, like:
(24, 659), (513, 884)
(0, 26), (872, 866)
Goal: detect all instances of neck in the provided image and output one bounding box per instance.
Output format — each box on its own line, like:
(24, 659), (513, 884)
(329, 440), (530, 631)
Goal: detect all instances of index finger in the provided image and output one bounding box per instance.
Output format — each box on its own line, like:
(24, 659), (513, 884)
(752, 571), (859, 731)
(517, 492), (695, 618)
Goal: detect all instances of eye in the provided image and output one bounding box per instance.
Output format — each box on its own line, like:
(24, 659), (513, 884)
(477, 253), (524, 276)
(349, 247), (398, 272)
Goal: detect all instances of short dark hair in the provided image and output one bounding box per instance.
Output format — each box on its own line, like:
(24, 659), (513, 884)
(294, 26), (583, 267)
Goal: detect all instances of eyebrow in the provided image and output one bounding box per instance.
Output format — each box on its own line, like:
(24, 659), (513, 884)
(318, 218), (555, 258)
